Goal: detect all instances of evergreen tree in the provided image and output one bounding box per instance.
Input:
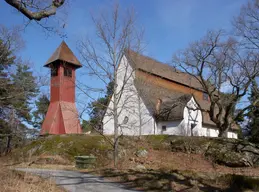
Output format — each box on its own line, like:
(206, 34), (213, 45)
(0, 39), (16, 119)
(81, 120), (92, 133)
(247, 80), (259, 143)
(0, 37), (39, 152)
(33, 94), (50, 129)
(11, 64), (39, 122)
(83, 81), (114, 133)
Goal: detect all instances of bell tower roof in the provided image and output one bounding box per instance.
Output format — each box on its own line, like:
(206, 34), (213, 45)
(45, 41), (82, 68)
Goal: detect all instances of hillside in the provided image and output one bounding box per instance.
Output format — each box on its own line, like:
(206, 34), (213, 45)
(5, 135), (259, 191)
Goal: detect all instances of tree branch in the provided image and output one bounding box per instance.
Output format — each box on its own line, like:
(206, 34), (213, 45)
(5, 0), (65, 21)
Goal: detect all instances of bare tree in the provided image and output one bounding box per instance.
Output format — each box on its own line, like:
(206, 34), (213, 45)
(173, 30), (259, 137)
(4, 0), (68, 36)
(233, 0), (259, 49)
(77, 4), (143, 167)
(5, 0), (65, 21)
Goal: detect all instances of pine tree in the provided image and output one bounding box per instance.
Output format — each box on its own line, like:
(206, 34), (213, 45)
(33, 94), (50, 129)
(0, 39), (16, 119)
(0, 37), (39, 152)
(83, 81), (114, 133)
(247, 80), (259, 143)
(11, 64), (39, 122)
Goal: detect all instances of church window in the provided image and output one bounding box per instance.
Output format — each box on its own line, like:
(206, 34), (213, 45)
(162, 125), (167, 131)
(123, 116), (129, 124)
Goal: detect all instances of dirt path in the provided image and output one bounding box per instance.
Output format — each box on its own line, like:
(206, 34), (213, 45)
(15, 168), (136, 192)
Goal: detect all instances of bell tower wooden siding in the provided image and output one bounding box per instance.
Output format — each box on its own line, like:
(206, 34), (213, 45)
(40, 41), (82, 135)
(50, 62), (76, 103)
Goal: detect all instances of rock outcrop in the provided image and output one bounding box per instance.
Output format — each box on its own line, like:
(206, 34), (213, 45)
(170, 136), (259, 167)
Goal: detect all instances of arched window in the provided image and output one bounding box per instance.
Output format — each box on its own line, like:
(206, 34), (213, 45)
(123, 116), (129, 124)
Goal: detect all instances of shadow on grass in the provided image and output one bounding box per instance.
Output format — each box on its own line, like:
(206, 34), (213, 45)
(88, 168), (259, 192)
(222, 174), (259, 192)
(88, 169), (221, 191)
(14, 168), (259, 192)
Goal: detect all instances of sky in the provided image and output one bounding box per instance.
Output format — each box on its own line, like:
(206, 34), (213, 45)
(0, 0), (247, 120)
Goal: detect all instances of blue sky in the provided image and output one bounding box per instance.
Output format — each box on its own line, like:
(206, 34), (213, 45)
(0, 0), (247, 120)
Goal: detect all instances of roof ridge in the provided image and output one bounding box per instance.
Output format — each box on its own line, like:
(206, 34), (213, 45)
(56, 42), (62, 58)
(126, 49), (178, 71)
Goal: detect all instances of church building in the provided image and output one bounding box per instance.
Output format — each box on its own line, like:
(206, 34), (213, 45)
(102, 50), (238, 138)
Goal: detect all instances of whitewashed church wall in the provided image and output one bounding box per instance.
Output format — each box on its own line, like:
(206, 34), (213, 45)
(183, 97), (203, 136)
(157, 120), (183, 135)
(102, 93), (115, 135)
(202, 124), (238, 138)
(227, 131), (238, 139)
(102, 55), (156, 136)
(201, 125), (219, 137)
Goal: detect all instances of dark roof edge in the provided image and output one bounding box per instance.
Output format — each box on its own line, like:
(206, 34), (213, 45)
(44, 59), (82, 68)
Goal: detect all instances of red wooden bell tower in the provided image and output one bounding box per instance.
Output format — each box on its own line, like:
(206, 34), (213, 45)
(41, 41), (82, 135)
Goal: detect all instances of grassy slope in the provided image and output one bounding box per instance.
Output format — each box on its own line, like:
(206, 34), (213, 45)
(10, 134), (170, 165)
(11, 134), (112, 165)
(7, 134), (259, 191)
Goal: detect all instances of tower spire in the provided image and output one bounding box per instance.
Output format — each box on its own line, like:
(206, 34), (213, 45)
(45, 41), (82, 68)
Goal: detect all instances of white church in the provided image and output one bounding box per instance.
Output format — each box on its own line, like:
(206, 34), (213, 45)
(102, 50), (238, 139)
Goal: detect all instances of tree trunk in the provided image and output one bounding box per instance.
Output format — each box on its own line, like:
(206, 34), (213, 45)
(138, 94), (142, 136)
(153, 119), (156, 134)
(113, 110), (119, 168)
(113, 135), (119, 167)
(113, 72), (119, 168)
(5, 135), (12, 155)
(218, 129), (227, 137)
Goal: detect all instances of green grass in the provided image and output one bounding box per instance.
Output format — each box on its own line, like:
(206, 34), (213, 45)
(12, 135), (112, 163)
(145, 135), (170, 150)
(10, 134), (179, 164)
